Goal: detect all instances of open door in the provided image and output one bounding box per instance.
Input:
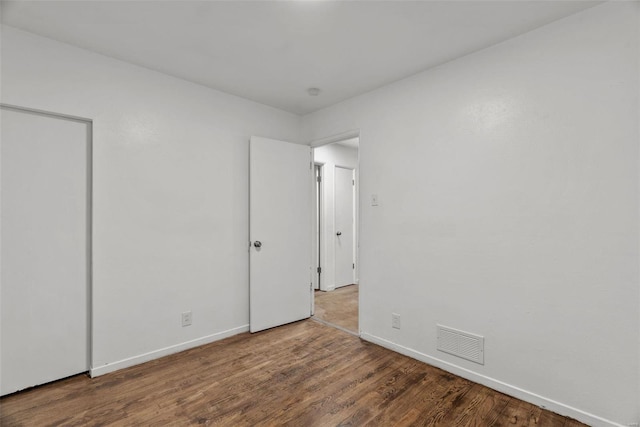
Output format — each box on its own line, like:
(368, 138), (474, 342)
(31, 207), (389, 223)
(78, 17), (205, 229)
(249, 136), (312, 333)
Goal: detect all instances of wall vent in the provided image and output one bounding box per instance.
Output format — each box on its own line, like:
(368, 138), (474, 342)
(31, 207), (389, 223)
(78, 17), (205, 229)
(437, 325), (484, 365)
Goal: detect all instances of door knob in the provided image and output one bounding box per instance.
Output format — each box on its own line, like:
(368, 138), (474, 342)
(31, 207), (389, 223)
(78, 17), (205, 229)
(254, 241), (262, 248)
(336, 232), (342, 236)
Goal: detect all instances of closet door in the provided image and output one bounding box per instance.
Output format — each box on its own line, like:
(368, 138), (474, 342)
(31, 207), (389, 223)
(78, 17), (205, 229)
(1, 106), (90, 395)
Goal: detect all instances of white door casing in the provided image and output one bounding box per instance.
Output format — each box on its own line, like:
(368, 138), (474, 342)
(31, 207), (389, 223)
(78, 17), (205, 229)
(1, 106), (90, 395)
(249, 136), (312, 333)
(312, 164), (322, 291)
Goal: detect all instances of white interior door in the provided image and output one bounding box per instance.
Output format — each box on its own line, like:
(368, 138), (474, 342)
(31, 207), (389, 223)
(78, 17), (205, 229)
(313, 165), (321, 291)
(1, 106), (90, 395)
(334, 167), (355, 288)
(249, 136), (312, 332)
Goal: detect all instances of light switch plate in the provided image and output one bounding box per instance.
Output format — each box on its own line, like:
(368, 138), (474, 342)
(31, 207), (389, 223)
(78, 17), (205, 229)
(181, 311), (192, 327)
(392, 313), (401, 329)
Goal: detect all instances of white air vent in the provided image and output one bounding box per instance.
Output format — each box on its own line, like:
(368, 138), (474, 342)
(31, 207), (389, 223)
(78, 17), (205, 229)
(437, 325), (484, 365)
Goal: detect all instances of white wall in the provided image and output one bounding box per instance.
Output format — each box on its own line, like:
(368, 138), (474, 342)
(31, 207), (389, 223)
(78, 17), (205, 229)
(314, 143), (358, 291)
(303, 2), (639, 426)
(0, 25), (302, 374)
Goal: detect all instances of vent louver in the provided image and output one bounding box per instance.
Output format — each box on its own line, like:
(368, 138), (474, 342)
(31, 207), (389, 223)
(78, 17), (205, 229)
(437, 325), (484, 365)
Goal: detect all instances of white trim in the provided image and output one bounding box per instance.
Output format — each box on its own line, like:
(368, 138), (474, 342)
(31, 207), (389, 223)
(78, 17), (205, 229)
(360, 332), (629, 427)
(0, 103), (92, 123)
(309, 129), (360, 148)
(90, 325), (249, 377)
(313, 163), (325, 292)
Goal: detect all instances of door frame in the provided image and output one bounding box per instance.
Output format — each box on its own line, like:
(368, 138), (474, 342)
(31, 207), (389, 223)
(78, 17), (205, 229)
(0, 103), (94, 383)
(312, 163), (324, 293)
(310, 130), (361, 335)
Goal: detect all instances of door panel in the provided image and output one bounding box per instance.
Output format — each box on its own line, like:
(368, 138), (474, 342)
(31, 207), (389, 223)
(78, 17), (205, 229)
(1, 106), (90, 395)
(249, 136), (311, 333)
(334, 167), (355, 287)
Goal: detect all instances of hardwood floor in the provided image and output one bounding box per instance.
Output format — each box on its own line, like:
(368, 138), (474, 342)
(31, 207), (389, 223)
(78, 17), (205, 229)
(0, 320), (585, 426)
(313, 284), (358, 333)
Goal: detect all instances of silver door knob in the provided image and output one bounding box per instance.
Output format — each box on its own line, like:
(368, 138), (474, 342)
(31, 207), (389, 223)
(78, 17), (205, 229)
(254, 241), (262, 248)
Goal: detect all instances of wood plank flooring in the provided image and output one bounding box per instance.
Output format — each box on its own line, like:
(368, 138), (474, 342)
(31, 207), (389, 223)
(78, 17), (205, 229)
(0, 320), (585, 426)
(313, 284), (358, 333)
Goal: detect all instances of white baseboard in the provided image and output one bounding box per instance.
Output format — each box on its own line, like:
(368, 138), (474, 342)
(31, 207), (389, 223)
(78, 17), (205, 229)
(360, 332), (628, 427)
(90, 325), (249, 377)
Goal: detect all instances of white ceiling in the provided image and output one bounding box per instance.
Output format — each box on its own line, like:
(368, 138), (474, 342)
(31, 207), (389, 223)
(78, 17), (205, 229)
(1, 1), (600, 115)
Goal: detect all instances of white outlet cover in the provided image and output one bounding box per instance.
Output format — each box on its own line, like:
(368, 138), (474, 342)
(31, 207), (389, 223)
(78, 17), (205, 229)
(371, 194), (379, 206)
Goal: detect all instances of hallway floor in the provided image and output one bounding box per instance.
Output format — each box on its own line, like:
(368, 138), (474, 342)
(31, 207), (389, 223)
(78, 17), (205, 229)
(313, 284), (358, 333)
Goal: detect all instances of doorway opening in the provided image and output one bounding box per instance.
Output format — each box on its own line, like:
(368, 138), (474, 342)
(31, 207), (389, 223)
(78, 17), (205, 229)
(311, 136), (359, 335)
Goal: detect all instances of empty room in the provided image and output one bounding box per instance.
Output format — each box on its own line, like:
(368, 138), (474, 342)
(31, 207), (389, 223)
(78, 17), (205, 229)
(1, 1), (639, 426)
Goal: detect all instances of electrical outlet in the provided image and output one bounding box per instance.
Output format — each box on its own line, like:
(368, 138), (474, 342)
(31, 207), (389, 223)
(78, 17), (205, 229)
(371, 194), (379, 206)
(392, 313), (401, 329)
(181, 311), (192, 327)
